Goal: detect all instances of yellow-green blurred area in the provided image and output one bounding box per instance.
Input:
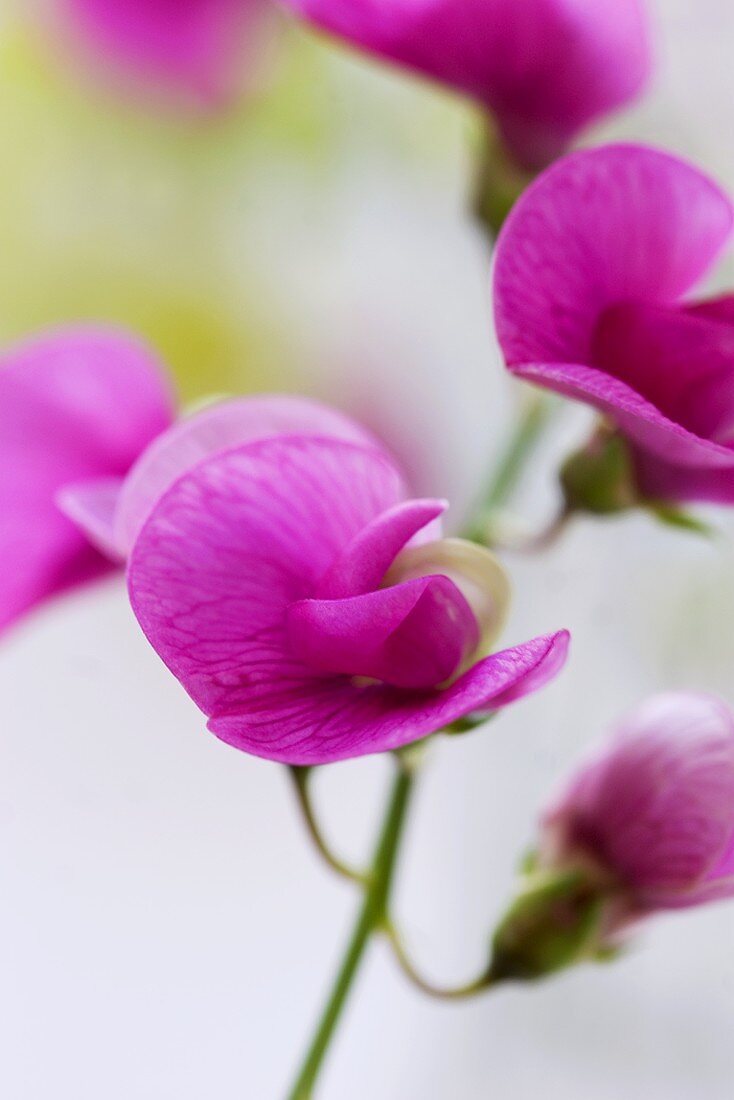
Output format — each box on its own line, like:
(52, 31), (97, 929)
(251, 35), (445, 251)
(0, 8), (470, 401)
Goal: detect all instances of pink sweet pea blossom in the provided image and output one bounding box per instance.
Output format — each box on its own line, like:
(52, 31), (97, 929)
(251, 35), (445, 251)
(0, 327), (174, 635)
(61, 0), (273, 108)
(123, 399), (569, 764)
(541, 693), (734, 919)
(280, 0), (652, 169)
(494, 144), (734, 504)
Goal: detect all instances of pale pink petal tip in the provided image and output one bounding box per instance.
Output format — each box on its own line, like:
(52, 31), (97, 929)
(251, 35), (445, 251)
(493, 144), (734, 503)
(128, 434), (569, 764)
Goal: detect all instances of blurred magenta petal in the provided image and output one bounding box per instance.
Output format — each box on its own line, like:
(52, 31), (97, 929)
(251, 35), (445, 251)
(0, 327), (174, 633)
(493, 144), (734, 502)
(128, 435), (568, 763)
(115, 395), (382, 555)
(65, 0), (272, 107)
(282, 0), (651, 168)
(543, 693), (734, 912)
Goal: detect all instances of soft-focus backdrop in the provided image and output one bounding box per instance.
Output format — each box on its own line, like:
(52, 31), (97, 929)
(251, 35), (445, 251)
(2, 1), (734, 1097)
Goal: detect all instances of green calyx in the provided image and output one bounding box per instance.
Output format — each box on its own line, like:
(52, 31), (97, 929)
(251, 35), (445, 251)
(560, 424), (715, 536)
(488, 865), (619, 983)
(560, 428), (638, 516)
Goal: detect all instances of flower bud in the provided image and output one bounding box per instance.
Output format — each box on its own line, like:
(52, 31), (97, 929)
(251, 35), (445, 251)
(490, 694), (734, 981)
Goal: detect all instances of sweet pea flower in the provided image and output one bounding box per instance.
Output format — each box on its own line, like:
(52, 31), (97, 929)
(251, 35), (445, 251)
(489, 693), (734, 982)
(0, 327), (174, 635)
(60, 0), (273, 109)
(123, 401), (569, 764)
(542, 693), (734, 917)
(280, 0), (652, 170)
(494, 144), (734, 507)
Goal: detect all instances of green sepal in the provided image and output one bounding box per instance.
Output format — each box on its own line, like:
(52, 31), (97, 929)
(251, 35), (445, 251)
(445, 711), (498, 736)
(560, 429), (638, 516)
(647, 504), (717, 538)
(488, 867), (609, 983)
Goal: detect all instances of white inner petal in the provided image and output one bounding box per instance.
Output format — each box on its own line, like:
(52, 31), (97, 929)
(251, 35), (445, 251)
(383, 537), (511, 663)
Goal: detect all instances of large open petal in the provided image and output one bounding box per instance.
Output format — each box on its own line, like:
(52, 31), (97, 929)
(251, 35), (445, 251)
(494, 145), (734, 368)
(0, 327), (173, 632)
(128, 436), (409, 717)
(287, 575), (478, 689)
(115, 395), (384, 555)
(208, 630), (570, 764)
(282, 0), (651, 168)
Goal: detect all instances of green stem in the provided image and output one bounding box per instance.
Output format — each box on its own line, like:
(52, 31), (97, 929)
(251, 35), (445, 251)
(472, 122), (536, 240)
(463, 393), (553, 544)
(286, 757), (415, 1100)
(385, 923), (495, 1001)
(289, 767), (367, 885)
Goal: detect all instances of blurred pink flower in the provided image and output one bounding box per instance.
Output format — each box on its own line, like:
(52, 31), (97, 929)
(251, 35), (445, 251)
(494, 144), (734, 505)
(122, 398), (568, 763)
(280, 0), (652, 169)
(542, 693), (734, 918)
(0, 327), (174, 635)
(62, 0), (273, 108)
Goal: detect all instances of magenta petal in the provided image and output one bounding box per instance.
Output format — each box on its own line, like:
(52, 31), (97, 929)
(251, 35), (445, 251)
(57, 476), (126, 561)
(115, 395), (383, 555)
(207, 631), (570, 764)
(316, 498), (447, 598)
(0, 326), (173, 632)
(494, 145), (734, 369)
(282, 0), (651, 169)
(66, 0), (271, 106)
(128, 436), (409, 718)
(686, 294), (734, 328)
(515, 361), (734, 467)
(593, 304), (734, 442)
(287, 574), (478, 689)
(633, 449), (734, 505)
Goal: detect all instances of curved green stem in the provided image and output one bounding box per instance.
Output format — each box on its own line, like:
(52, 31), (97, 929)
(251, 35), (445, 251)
(385, 924), (495, 1001)
(286, 756), (416, 1100)
(290, 767), (367, 885)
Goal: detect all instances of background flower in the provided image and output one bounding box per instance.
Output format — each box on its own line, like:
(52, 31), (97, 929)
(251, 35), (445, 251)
(280, 0), (652, 168)
(0, 326), (173, 634)
(58, 0), (275, 109)
(541, 693), (734, 915)
(494, 143), (734, 504)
